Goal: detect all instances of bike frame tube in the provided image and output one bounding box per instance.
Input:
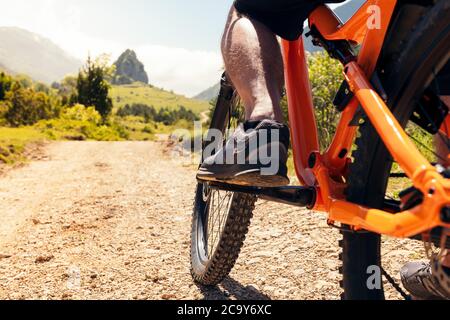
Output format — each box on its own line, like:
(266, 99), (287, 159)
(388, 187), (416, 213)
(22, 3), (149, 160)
(345, 62), (434, 181)
(282, 0), (450, 237)
(282, 38), (319, 187)
(322, 98), (359, 177)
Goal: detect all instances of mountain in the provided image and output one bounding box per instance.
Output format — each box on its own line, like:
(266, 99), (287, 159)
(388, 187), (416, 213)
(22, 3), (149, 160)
(113, 49), (149, 85)
(0, 27), (82, 84)
(193, 83), (220, 101)
(303, 0), (365, 52)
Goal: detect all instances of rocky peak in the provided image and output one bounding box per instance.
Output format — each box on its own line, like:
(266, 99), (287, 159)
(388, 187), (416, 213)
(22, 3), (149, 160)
(113, 49), (149, 85)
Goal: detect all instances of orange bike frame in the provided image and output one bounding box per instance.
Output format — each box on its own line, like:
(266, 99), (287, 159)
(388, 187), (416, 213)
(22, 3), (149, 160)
(282, 0), (450, 238)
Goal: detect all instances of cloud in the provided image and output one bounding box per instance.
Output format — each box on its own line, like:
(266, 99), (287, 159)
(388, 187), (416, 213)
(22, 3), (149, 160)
(135, 45), (222, 97)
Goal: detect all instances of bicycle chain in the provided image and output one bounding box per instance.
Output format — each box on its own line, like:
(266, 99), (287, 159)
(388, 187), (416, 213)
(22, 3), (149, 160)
(381, 267), (411, 300)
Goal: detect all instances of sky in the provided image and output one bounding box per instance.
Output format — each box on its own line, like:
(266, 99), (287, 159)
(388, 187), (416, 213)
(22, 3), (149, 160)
(0, 0), (349, 97)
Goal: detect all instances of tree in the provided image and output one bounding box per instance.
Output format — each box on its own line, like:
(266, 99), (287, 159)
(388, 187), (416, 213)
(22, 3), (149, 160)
(15, 74), (33, 89)
(0, 72), (12, 101)
(75, 56), (113, 120)
(34, 82), (50, 94)
(5, 83), (33, 126)
(4, 83), (53, 126)
(56, 75), (78, 106)
(33, 91), (54, 121)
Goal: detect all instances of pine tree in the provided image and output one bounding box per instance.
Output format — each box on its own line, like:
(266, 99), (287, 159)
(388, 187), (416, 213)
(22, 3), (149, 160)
(76, 56), (113, 120)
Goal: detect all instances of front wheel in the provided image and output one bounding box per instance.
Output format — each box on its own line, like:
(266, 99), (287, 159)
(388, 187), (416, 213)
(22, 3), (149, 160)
(191, 184), (256, 285)
(190, 76), (257, 285)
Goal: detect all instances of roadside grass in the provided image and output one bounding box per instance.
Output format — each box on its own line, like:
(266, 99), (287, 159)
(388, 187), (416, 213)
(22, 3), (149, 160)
(35, 118), (129, 142)
(0, 117), (130, 166)
(116, 115), (206, 140)
(0, 121), (130, 166)
(0, 113), (203, 166)
(110, 83), (210, 114)
(0, 126), (46, 165)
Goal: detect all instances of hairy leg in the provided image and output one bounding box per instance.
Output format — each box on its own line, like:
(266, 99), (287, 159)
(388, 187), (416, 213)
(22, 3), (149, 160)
(221, 7), (285, 122)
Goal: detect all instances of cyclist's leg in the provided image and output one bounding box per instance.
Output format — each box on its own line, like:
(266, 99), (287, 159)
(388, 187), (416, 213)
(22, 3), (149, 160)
(222, 1), (345, 121)
(221, 7), (284, 122)
(198, 1), (346, 186)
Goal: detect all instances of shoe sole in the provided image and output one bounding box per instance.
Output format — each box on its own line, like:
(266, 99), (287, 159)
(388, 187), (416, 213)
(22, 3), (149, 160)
(197, 169), (290, 188)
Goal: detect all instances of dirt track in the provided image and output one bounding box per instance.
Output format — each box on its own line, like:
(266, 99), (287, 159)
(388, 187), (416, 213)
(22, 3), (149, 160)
(0, 141), (425, 300)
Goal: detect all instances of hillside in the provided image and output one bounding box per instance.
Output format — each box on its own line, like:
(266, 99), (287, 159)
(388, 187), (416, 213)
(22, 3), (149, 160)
(193, 83), (220, 101)
(110, 83), (210, 114)
(0, 27), (81, 84)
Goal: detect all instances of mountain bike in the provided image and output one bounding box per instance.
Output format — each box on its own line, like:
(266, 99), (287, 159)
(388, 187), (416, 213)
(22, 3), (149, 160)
(191, 0), (450, 300)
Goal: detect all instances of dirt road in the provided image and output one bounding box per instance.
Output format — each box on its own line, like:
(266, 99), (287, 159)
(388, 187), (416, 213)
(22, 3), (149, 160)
(0, 141), (424, 300)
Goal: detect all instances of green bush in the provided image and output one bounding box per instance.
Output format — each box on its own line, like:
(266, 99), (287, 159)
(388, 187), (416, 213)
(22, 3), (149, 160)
(36, 104), (128, 141)
(142, 125), (154, 134)
(280, 51), (344, 150)
(62, 104), (102, 124)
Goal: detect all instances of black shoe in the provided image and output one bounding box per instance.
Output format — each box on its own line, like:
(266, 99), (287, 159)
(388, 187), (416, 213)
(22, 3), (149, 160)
(197, 120), (290, 188)
(400, 261), (450, 300)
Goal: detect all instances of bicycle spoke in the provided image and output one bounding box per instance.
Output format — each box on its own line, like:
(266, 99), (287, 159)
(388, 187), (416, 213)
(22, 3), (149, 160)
(409, 134), (446, 163)
(209, 192), (223, 256)
(206, 190), (234, 258)
(210, 191), (224, 257)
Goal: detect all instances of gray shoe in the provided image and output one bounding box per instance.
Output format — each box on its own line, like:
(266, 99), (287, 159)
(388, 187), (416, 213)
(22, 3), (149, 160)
(400, 261), (450, 300)
(197, 120), (290, 188)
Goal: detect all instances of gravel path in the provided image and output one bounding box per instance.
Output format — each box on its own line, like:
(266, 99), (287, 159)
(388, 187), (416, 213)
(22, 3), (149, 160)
(0, 141), (425, 300)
